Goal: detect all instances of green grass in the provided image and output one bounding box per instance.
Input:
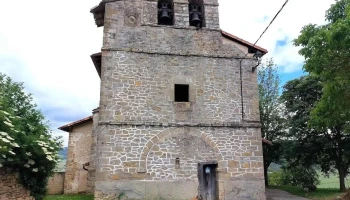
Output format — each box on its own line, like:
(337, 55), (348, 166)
(44, 195), (94, 200)
(269, 185), (347, 200)
(318, 174), (350, 188)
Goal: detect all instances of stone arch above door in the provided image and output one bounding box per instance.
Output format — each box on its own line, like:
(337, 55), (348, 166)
(137, 127), (223, 173)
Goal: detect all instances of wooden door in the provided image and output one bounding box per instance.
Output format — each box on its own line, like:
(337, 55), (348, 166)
(198, 162), (217, 200)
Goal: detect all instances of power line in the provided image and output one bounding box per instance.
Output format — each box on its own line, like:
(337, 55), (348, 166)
(242, 0), (289, 60)
(239, 0), (289, 120)
(253, 0), (289, 49)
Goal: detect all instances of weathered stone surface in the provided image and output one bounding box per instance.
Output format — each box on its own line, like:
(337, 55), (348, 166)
(223, 180), (266, 200)
(0, 169), (34, 200)
(47, 172), (65, 195)
(91, 0), (265, 199)
(95, 180), (198, 200)
(64, 122), (93, 194)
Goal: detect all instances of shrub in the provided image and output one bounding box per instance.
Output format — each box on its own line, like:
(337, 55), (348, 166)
(0, 74), (62, 199)
(268, 165), (320, 191)
(269, 171), (284, 186)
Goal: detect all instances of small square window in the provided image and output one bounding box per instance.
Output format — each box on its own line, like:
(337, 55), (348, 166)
(175, 84), (189, 102)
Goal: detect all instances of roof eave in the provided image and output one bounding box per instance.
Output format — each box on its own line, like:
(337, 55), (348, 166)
(91, 52), (102, 78)
(221, 30), (268, 54)
(58, 116), (93, 133)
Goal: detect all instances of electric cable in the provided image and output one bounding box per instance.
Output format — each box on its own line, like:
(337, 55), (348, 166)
(239, 0), (289, 120)
(241, 0), (289, 61)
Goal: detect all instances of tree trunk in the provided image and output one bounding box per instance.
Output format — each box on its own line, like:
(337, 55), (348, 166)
(336, 127), (346, 192)
(339, 167), (346, 192)
(264, 162), (270, 186)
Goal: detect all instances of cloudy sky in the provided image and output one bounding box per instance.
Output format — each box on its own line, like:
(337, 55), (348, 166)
(0, 0), (334, 146)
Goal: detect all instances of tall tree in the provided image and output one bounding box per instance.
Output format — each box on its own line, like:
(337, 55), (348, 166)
(258, 58), (285, 186)
(0, 73), (62, 199)
(294, 0), (350, 191)
(282, 75), (350, 192)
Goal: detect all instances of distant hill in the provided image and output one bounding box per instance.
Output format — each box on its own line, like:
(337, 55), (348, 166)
(268, 163), (281, 172)
(59, 147), (68, 160)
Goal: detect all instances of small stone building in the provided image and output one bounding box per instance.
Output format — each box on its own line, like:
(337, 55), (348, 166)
(60, 0), (269, 199)
(59, 116), (93, 194)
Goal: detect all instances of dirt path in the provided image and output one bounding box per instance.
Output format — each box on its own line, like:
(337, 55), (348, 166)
(266, 189), (310, 200)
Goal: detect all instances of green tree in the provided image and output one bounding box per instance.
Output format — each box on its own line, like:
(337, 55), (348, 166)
(282, 75), (350, 192)
(294, 0), (350, 192)
(0, 73), (62, 199)
(258, 58), (285, 186)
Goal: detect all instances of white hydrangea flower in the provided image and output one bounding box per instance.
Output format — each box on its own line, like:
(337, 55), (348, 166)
(2, 155), (6, 158)
(49, 147), (54, 150)
(32, 168), (38, 172)
(6, 136), (14, 141)
(46, 156), (53, 161)
(3, 121), (14, 127)
(11, 143), (19, 148)
(4, 117), (11, 123)
(28, 159), (35, 165)
(1, 138), (10, 143)
(1, 110), (10, 115)
(26, 152), (32, 156)
(40, 135), (44, 139)
(0, 132), (8, 136)
(9, 151), (15, 155)
(24, 164), (30, 168)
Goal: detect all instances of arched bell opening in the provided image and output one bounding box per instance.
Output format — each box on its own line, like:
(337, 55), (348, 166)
(188, 0), (205, 28)
(158, 0), (174, 26)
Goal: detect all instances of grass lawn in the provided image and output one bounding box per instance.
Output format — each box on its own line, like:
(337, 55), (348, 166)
(269, 185), (347, 200)
(44, 195), (94, 200)
(318, 174), (350, 188)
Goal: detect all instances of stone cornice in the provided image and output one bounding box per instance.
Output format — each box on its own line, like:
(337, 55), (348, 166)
(101, 47), (255, 60)
(98, 121), (262, 128)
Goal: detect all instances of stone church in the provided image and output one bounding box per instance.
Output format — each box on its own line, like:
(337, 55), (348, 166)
(59, 0), (269, 199)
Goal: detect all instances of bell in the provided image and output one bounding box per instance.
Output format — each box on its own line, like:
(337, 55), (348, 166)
(190, 5), (202, 25)
(159, 3), (171, 20)
(191, 12), (201, 24)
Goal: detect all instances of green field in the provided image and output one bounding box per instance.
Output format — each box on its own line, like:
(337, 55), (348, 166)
(318, 173), (350, 188)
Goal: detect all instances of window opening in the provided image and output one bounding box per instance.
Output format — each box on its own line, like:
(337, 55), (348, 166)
(189, 0), (205, 28)
(175, 84), (189, 102)
(158, 0), (174, 25)
(175, 158), (180, 169)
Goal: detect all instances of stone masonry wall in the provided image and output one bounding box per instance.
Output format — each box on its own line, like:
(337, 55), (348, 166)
(99, 51), (258, 123)
(93, 0), (265, 199)
(87, 110), (100, 194)
(47, 172), (65, 195)
(64, 122), (93, 194)
(0, 169), (34, 200)
(94, 126), (264, 199)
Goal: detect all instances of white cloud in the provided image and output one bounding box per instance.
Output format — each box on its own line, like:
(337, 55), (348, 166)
(219, 0), (334, 73)
(0, 0), (334, 146)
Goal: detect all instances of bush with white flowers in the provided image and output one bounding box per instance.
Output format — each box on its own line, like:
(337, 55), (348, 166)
(0, 73), (62, 200)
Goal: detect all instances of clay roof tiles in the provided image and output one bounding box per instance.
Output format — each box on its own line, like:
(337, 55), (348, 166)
(58, 116), (93, 132)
